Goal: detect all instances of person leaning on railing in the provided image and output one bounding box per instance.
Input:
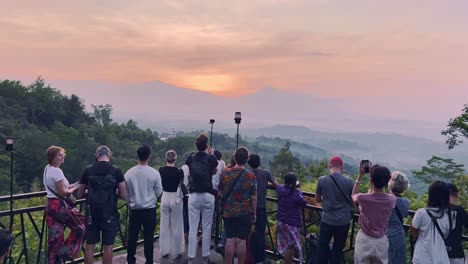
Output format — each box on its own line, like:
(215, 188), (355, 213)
(43, 146), (85, 264)
(409, 181), (453, 264)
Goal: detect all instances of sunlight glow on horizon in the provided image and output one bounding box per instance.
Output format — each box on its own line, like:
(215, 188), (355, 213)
(1, 1), (468, 118)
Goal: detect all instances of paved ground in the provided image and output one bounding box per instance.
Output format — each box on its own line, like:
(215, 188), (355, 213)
(98, 240), (262, 264)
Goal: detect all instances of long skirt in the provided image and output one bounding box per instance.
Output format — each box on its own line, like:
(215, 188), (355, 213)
(277, 220), (303, 263)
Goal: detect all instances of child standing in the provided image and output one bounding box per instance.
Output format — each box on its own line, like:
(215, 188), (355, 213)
(276, 173), (307, 264)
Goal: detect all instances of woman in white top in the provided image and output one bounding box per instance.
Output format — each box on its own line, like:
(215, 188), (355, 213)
(410, 180), (453, 264)
(43, 146), (85, 264)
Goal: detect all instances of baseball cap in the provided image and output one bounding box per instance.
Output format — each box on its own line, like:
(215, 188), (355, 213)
(95, 145), (111, 158)
(329, 156), (343, 166)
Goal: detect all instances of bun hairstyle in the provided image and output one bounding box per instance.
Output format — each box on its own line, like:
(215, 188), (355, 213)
(165, 150), (177, 163)
(389, 171), (410, 194)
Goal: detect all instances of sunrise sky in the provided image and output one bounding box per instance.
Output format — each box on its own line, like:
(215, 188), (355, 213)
(1, 1), (468, 122)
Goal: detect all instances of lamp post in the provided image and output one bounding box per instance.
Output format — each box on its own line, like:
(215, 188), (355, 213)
(5, 137), (14, 231)
(234, 112), (241, 148)
(209, 119), (215, 147)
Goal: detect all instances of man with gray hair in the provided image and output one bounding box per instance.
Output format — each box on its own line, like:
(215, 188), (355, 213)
(78, 146), (127, 264)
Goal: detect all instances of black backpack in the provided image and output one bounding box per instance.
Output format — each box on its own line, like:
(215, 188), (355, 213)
(188, 153), (213, 193)
(305, 233), (320, 264)
(86, 166), (118, 220)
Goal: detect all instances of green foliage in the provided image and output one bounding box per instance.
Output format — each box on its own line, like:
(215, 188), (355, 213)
(455, 174), (468, 208)
(269, 142), (302, 180)
(442, 103), (468, 149)
(309, 159), (328, 181)
(413, 155), (464, 184)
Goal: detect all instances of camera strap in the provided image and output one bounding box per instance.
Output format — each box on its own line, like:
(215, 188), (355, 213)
(329, 174), (353, 208)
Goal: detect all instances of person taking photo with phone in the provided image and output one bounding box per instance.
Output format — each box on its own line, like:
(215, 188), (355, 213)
(352, 164), (396, 263)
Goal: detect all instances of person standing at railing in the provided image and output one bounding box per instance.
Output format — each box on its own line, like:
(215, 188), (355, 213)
(159, 150), (184, 259)
(218, 147), (257, 264)
(125, 144), (162, 264)
(43, 146), (85, 264)
(276, 172), (307, 264)
(387, 171), (410, 264)
(0, 229), (14, 263)
(248, 153), (277, 264)
(78, 145), (127, 264)
(409, 181), (453, 264)
(185, 133), (218, 264)
(352, 164), (396, 264)
(315, 156), (354, 264)
(446, 183), (467, 264)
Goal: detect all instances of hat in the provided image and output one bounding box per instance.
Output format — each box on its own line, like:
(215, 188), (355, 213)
(95, 145), (111, 158)
(329, 156), (343, 166)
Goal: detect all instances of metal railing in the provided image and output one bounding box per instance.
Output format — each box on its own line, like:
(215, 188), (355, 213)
(1, 190), (467, 263)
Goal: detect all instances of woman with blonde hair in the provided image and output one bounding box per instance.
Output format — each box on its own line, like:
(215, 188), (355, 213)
(43, 146), (85, 264)
(387, 171), (410, 264)
(159, 150), (185, 258)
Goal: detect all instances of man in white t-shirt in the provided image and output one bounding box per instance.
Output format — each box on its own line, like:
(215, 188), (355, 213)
(124, 144), (162, 264)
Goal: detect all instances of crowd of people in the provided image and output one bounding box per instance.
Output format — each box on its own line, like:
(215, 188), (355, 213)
(13, 131), (465, 264)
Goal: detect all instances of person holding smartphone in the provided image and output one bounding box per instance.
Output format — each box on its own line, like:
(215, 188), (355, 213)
(352, 164), (396, 263)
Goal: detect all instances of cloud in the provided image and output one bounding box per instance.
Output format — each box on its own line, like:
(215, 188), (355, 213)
(1, 1), (468, 107)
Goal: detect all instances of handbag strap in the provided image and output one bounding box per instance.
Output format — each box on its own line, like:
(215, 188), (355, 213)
(44, 166), (63, 199)
(425, 208), (452, 241)
(222, 169), (246, 201)
(329, 174), (353, 207)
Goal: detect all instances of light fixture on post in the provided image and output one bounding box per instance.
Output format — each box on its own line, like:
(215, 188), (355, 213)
(209, 119), (215, 147)
(5, 137), (14, 231)
(234, 112), (242, 148)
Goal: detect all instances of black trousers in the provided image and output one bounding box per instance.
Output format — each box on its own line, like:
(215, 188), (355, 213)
(127, 208), (157, 264)
(316, 222), (349, 264)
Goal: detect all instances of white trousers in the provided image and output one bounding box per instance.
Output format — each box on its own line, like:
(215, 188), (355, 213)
(355, 230), (389, 264)
(187, 192), (215, 258)
(159, 191), (185, 256)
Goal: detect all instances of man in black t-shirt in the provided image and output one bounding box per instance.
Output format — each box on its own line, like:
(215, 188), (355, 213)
(78, 146), (127, 264)
(447, 183), (468, 264)
(185, 133), (218, 264)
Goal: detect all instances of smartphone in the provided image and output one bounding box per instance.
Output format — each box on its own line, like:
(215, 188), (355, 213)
(360, 160), (372, 173)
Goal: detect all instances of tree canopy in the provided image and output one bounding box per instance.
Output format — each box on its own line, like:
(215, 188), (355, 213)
(442, 103), (468, 149)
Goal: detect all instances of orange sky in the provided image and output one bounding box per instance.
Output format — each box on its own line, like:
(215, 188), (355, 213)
(1, 1), (467, 114)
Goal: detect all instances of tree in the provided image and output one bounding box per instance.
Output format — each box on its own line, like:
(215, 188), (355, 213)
(92, 104), (113, 126)
(455, 174), (468, 209)
(413, 155), (464, 184)
(309, 159), (329, 181)
(269, 142), (301, 179)
(441, 104), (468, 149)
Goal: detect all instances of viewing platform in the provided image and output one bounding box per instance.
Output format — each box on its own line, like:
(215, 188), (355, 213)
(0, 189), (466, 264)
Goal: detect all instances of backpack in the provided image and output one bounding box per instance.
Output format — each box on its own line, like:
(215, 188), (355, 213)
(86, 166), (118, 220)
(188, 153), (212, 193)
(305, 233), (320, 264)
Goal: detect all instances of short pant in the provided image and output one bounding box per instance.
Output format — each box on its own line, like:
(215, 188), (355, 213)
(223, 214), (252, 240)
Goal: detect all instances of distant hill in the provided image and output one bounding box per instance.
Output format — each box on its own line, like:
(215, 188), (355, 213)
(244, 124), (468, 171)
(52, 79), (446, 140)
